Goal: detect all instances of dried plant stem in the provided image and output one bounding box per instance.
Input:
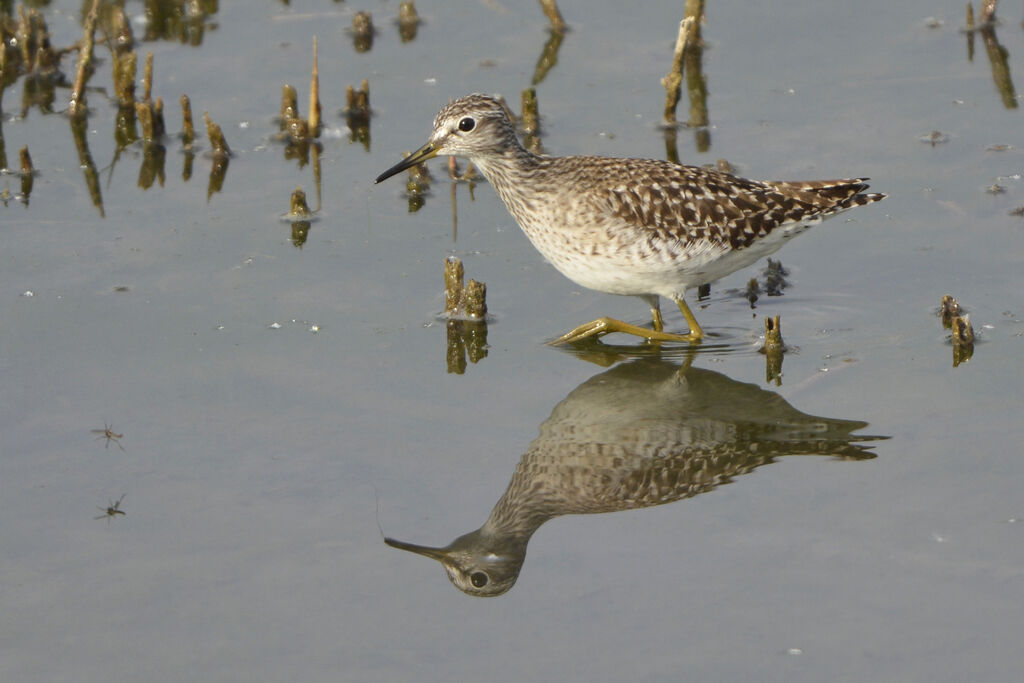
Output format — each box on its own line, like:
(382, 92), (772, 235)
(181, 95), (195, 147)
(69, 0), (100, 117)
(143, 51), (154, 102)
(538, 0), (566, 34)
(445, 256), (465, 316)
(308, 36), (321, 134)
(661, 16), (695, 126)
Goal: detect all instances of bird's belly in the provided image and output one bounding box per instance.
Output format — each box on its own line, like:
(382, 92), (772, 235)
(521, 221), (810, 298)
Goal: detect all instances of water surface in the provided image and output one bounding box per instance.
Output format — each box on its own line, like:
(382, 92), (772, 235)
(1, 1), (1022, 681)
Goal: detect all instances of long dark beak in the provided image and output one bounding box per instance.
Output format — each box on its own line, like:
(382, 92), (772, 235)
(384, 536), (449, 561)
(375, 142), (438, 183)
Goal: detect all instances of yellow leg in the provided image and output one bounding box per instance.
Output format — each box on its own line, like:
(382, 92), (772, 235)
(651, 306), (665, 332)
(549, 317), (701, 345)
(547, 296), (705, 346)
(675, 298), (705, 340)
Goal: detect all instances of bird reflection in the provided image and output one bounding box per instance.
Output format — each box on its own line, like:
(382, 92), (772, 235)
(386, 358), (885, 596)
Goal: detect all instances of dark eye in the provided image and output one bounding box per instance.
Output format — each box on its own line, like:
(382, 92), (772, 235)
(458, 117), (476, 132)
(470, 571), (488, 588)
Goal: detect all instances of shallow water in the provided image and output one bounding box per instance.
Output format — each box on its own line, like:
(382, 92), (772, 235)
(2, 1), (1022, 681)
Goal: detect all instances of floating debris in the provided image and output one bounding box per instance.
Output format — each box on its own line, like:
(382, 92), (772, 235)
(95, 494), (127, 523)
(986, 184), (1005, 195)
(91, 423), (125, 452)
(919, 130), (949, 145)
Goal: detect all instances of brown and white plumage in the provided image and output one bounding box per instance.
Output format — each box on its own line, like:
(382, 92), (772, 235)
(376, 94), (885, 343)
(385, 359), (881, 596)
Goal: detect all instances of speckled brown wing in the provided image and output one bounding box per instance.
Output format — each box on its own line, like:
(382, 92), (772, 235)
(578, 158), (882, 251)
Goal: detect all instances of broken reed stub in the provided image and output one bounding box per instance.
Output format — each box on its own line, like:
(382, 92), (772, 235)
(940, 294), (962, 327)
(308, 36), (321, 133)
(398, 1), (420, 41)
(203, 112), (231, 157)
(443, 256), (487, 319)
(951, 315), (974, 346)
(521, 88), (539, 135)
(759, 315), (785, 355)
(181, 94), (195, 147)
(444, 256), (465, 315)
(290, 187), (312, 217)
(19, 146), (33, 175)
(464, 280), (487, 319)
(281, 84), (299, 121)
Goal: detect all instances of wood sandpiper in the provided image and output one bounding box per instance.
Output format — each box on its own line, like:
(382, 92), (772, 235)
(376, 94), (885, 344)
(384, 358), (880, 596)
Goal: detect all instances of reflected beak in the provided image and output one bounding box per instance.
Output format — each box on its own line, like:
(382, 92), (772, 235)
(375, 142), (438, 183)
(384, 536), (449, 561)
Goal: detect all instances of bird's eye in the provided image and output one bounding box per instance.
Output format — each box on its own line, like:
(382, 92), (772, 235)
(470, 571), (488, 588)
(458, 117), (476, 132)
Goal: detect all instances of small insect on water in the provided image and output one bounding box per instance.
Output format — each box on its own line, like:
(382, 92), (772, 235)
(92, 423), (125, 451)
(95, 494), (127, 523)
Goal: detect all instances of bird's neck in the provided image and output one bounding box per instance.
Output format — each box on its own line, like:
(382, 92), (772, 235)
(469, 144), (549, 230)
(470, 144), (543, 198)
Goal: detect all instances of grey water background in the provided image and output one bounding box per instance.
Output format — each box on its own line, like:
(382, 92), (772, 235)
(1, 1), (1022, 680)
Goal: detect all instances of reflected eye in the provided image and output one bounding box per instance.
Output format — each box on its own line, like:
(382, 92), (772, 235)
(470, 571), (488, 588)
(458, 117), (476, 132)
